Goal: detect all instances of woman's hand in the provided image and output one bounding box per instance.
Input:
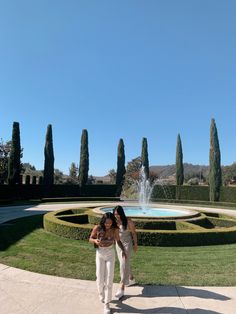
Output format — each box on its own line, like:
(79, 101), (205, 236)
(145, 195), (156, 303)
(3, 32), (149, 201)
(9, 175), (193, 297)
(94, 239), (101, 246)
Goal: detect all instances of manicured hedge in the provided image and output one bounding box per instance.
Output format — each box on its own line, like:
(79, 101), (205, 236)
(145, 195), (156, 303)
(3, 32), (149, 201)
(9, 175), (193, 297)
(43, 207), (236, 246)
(151, 185), (236, 203)
(137, 228), (236, 246)
(0, 184), (118, 200)
(220, 186), (236, 203)
(43, 211), (93, 240)
(151, 185), (176, 200)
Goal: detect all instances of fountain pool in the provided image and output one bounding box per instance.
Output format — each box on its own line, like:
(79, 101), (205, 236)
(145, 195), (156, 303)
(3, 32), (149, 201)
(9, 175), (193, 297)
(98, 205), (198, 219)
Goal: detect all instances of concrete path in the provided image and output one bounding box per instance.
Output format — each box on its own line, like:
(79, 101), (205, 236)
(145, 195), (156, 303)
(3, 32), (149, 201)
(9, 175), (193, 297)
(0, 202), (236, 314)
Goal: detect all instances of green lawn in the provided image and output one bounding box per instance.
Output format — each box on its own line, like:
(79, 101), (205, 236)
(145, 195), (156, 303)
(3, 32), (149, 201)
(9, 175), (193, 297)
(0, 214), (236, 286)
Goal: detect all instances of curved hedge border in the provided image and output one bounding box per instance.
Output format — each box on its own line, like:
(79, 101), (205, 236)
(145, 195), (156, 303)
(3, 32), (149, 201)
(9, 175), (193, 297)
(43, 207), (236, 246)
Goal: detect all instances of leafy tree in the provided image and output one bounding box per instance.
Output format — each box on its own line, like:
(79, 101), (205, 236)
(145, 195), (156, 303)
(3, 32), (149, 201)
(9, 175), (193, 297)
(87, 174), (95, 184)
(222, 163), (236, 185)
(176, 134), (184, 185)
(116, 138), (126, 195)
(108, 169), (116, 184)
(187, 177), (199, 185)
(123, 157), (142, 198)
(141, 138), (149, 179)
(54, 169), (67, 184)
(149, 170), (159, 184)
(78, 129), (89, 187)
(67, 162), (79, 184)
(69, 162), (78, 178)
(0, 139), (11, 184)
(43, 124), (54, 186)
(8, 122), (22, 185)
(185, 171), (206, 184)
(209, 118), (222, 201)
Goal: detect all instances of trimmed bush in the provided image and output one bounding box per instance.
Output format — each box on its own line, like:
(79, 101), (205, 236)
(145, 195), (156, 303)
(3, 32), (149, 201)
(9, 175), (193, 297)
(43, 207), (236, 246)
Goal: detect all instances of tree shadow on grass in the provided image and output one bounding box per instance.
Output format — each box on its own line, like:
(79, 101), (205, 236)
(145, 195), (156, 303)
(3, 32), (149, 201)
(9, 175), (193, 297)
(0, 214), (45, 251)
(111, 285), (230, 314)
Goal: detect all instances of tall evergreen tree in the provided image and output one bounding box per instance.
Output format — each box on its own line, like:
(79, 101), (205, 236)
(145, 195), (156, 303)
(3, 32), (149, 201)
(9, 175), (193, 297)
(141, 137), (149, 179)
(116, 138), (126, 195)
(176, 133), (184, 185)
(209, 118), (222, 201)
(78, 129), (89, 187)
(8, 122), (22, 185)
(43, 124), (54, 186)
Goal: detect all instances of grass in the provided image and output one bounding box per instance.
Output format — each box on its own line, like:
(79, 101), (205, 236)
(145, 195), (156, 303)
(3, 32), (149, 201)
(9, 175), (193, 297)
(1, 214), (236, 286)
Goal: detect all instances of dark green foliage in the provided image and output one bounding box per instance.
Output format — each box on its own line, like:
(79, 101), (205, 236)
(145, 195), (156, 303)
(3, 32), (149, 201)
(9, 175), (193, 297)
(0, 139), (11, 184)
(8, 122), (22, 185)
(176, 134), (184, 186)
(44, 209), (236, 247)
(151, 185), (176, 200)
(220, 186), (236, 202)
(209, 118), (222, 201)
(43, 211), (92, 240)
(43, 124), (55, 186)
(175, 185), (209, 201)
(78, 129), (89, 187)
(115, 138), (126, 195)
(141, 137), (149, 179)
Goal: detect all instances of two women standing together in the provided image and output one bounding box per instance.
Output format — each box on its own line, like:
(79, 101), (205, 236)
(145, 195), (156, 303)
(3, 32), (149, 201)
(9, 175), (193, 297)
(89, 205), (138, 314)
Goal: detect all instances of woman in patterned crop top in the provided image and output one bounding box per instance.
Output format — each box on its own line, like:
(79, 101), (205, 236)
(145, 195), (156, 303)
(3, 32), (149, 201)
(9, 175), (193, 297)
(89, 212), (126, 314)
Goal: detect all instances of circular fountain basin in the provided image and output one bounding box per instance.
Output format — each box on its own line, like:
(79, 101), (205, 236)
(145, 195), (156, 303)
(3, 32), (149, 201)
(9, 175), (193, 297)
(96, 205), (199, 219)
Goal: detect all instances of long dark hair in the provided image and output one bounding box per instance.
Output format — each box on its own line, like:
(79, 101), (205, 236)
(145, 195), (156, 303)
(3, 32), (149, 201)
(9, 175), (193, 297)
(113, 205), (128, 230)
(99, 212), (118, 231)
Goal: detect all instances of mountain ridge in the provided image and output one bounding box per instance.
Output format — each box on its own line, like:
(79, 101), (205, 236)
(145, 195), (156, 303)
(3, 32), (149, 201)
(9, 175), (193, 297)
(150, 163), (209, 178)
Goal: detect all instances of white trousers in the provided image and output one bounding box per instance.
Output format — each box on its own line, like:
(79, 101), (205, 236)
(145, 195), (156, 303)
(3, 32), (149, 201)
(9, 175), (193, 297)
(116, 242), (133, 285)
(96, 245), (115, 304)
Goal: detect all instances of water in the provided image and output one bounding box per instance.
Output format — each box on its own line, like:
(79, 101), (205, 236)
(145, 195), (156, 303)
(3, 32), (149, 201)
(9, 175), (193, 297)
(138, 166), (156, 212)
(102, 206), (188, 218)
(137, 167), (173, 210)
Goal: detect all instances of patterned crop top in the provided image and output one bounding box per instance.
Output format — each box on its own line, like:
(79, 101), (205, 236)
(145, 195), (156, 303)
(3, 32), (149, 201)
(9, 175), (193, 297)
(96, 226), (115, 247)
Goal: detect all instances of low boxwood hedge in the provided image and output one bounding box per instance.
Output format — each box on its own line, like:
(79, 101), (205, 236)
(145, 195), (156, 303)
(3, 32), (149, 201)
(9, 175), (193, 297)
(43, 207), (236, 246)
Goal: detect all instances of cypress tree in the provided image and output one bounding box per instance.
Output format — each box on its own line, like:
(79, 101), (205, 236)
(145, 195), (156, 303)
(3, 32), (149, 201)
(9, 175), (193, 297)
(176, 133), (184, 185)
(209, 118), (222, 201)
(8, 121), (22, 185)
(43, 124), (54, 186)
(78, 129), (89, 187)
(116, 138), (126, 195)
(141, 137), (149, 179)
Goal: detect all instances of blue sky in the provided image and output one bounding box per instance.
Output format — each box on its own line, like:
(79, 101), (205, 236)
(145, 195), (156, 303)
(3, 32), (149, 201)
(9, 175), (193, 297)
(0, 1), (236, 176)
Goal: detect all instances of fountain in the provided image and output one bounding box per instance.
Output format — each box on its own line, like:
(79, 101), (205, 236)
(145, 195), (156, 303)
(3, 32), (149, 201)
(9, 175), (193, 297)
(137, 166), (154, 213)
(98, 166), (198, 219)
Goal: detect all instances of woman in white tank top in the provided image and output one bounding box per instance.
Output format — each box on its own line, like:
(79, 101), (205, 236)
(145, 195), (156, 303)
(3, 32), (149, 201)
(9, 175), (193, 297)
(113, 205), (138, 299)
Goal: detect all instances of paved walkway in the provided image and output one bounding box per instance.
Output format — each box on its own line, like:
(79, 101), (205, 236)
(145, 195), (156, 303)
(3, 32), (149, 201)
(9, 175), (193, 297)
(0, 202), (236, 314)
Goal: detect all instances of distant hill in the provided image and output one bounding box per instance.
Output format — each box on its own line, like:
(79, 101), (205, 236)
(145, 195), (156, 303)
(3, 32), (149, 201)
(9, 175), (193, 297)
(150, 163), (209, 179)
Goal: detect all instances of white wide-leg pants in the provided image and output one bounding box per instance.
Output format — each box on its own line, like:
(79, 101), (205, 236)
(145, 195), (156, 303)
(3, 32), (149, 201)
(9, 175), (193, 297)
(96, 245), (115, 304)
(116, 242), (133, 286)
